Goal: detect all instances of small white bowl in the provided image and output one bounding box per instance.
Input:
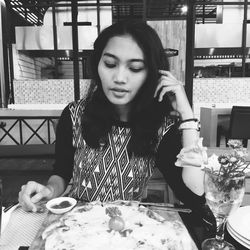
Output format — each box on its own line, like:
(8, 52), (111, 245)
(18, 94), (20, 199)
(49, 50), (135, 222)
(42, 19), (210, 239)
(46, 197), (77, 214)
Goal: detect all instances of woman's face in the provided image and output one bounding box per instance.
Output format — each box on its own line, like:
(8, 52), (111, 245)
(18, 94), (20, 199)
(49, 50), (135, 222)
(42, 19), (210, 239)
(98, 35), (148, 108)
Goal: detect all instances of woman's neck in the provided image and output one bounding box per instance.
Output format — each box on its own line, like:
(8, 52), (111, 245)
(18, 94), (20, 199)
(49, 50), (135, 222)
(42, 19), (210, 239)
(114, 104), (131, 122)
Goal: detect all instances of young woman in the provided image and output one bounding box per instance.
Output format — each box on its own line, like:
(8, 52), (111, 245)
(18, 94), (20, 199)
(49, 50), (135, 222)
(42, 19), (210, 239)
(18, 20), (205, 212)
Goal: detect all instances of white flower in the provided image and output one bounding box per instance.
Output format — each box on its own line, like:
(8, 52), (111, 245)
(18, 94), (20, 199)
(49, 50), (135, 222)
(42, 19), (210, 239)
(203, 154), (221, 172)
(229, 156), (237, 163)
(227, 140), (242, 149)
(235, 148), (248, 158)
(236, 150), (245, 157)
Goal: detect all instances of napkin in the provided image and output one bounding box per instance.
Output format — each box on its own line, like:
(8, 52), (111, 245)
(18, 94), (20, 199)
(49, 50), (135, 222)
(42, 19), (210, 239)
(1, 204), (19, 234)
(0, 206), (47, 250)
(175, 138), (208, 168)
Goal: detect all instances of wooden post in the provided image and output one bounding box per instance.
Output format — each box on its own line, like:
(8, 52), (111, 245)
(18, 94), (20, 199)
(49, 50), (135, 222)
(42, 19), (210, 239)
(185, 0), (195, 107)
(0, 0), (8, 107)
(71, 1), (80, 101)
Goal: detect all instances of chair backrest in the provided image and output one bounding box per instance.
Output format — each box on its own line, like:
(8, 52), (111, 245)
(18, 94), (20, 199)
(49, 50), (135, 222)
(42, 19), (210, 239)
(229, 106), (250, 139)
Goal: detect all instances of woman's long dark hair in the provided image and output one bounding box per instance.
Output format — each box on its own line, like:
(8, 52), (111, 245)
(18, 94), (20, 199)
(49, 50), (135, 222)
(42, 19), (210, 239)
(82, 20), (172, 156)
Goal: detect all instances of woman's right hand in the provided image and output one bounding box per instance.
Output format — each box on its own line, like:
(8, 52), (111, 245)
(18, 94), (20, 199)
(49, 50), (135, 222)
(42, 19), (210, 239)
(18, 181), (54, 212)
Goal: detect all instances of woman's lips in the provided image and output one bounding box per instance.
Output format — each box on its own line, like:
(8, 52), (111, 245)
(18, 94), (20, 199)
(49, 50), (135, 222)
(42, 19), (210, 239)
(110, 88), (129, 97)
(111, 88), (129, 92)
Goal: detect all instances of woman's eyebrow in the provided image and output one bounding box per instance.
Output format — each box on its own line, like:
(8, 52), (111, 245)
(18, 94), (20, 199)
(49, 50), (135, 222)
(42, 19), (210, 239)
(103, 52), (145, 63)
(103, 52), (117, 59)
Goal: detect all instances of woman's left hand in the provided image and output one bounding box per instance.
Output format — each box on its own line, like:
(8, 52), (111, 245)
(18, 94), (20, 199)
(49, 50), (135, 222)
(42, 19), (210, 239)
(154, 70), (193, 119)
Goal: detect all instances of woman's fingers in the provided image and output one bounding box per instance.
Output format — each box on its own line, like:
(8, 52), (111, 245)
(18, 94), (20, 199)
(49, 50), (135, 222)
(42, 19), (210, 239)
(158, 85), (181, 102)
(155, 70), (193, 117)
(18, 181), (36, 211)
(155, 76), (184, 102)
(154, 76), (182, 98)
(18, 181), (50, 212)
(158, 70), (176, 80)
(19, 193), (36, 212)
(31, 186), (53, 203)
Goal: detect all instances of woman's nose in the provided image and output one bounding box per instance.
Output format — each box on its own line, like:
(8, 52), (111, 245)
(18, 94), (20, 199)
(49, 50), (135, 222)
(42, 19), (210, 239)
(114, 67), (127, 84)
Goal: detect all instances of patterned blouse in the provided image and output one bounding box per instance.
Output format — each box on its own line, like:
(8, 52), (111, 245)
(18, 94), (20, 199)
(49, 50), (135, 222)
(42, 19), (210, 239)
(68, 99), (173, 201)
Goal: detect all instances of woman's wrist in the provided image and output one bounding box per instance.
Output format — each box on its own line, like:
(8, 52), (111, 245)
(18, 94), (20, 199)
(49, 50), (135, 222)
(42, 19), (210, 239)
(47, 175), (66, 198)
(180, 111), (194, 120)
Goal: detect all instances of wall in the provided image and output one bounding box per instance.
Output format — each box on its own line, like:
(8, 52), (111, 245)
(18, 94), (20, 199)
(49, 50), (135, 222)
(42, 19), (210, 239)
(193, 78), (250, 103)
(13, 79), (92, 104)
(193, 77), (250, 118)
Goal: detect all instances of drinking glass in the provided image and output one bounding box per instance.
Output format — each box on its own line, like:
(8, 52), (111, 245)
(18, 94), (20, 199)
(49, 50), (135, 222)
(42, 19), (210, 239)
(201, 170), (245, 250)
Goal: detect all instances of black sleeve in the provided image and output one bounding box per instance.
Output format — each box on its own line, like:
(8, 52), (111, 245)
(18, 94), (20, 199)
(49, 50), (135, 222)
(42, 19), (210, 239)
(156, 124), (205, 210)
(53, 105), (75, 183)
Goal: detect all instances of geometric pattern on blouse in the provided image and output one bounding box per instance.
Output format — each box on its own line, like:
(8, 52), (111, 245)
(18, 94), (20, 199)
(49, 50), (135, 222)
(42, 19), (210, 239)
(67, 98), (174, 202)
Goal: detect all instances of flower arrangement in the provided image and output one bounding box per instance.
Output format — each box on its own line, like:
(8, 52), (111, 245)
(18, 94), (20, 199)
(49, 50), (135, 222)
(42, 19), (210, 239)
(204, 140), (250, 178)
(204, 140), (249, 193)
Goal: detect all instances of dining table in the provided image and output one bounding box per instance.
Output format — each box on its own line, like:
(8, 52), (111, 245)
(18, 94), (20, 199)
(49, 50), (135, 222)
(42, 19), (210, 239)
(0, 201), (249, 250)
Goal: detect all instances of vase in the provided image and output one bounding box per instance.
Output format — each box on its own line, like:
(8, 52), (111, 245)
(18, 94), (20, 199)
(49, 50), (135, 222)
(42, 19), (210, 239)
(201, 170), (245, 250)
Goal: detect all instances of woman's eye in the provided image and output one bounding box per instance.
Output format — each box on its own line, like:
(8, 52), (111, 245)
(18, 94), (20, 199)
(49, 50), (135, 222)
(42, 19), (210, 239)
(104, 62), (116, 68)
(130, 68), (144, 73)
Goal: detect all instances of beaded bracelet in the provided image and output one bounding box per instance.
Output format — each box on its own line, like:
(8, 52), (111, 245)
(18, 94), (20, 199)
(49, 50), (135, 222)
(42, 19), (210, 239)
(179, 118), (198, 124)
(178, 120), (201, 131)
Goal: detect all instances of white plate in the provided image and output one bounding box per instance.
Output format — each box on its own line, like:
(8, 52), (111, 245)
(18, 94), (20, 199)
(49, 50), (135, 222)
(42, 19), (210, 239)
(227, 223), (250, 249)
(46, 197), (77, 214)
(227, 222), (250, 245)
(227, 206), (250, 241)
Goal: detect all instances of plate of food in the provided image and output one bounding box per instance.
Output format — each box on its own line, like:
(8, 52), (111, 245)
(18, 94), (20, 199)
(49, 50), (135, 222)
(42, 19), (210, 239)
(30, 200), (197, 250)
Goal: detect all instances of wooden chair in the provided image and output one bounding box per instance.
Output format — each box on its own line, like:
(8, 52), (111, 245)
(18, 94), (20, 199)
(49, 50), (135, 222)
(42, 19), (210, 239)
(142, 168), (179, 204)
(217, 106), (250, 147)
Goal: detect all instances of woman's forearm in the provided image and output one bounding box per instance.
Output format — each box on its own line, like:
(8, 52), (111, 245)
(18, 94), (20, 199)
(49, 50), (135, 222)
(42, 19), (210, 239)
(46, 175), (67, 199)
(181, 120), (205, 196)
(182, 165), (204, 195)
